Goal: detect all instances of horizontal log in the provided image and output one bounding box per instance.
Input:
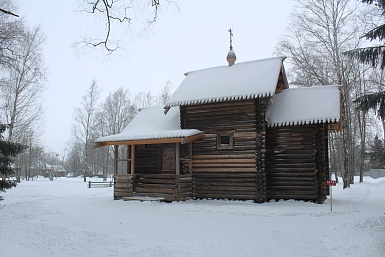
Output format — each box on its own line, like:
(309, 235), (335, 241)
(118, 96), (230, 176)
(115, 184), (133, 189)
(131, 192), (175, 200)
(135, 187), (176, 194)
(136, 174), (177, 179)
(176, 183), (193, 188)
(193, 185), (257, 191)
(193, 193), (258, 200)
(267, 194), (317, 200)
(267, 177), (317, 182)
(267, 163), (316, 168)
(192, 163), (256, 168)
(136, 178), (176, 184)
(114, 191), (133, 197)
(192, 159), (256, 164)
(193, 182), (257, 187)
(266, 185), (317, 190)
(192, 168), (256, 173)
(193, 172), (257, 178)
(268, 167), (317, 172)
(176, 187), (192, 193)
(193, 154), (256, 159)
(136, 183), (176, 189)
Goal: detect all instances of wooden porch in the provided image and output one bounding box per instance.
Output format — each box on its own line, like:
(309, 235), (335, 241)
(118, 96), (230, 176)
(114, 173), (193, 201)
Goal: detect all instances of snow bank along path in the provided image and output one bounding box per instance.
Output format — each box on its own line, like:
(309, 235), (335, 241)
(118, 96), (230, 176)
(0, 177), (384, 257)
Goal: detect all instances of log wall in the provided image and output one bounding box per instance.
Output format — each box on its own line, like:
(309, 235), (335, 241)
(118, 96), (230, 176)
(193, 172), (258, 200)
(265, 124), (329, 203)
(114, 174), (134, 199)
(181, 99), (267, 200)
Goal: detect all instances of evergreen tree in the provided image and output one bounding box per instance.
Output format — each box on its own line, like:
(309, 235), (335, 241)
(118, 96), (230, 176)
(0, 124), (25, 192)
(346, 0), (385, 69)
(369, 135), (385, 168)
(347, 1), (385, 118)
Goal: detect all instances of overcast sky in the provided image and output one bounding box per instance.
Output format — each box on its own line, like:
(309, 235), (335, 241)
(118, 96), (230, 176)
(18, 0), (295, 158)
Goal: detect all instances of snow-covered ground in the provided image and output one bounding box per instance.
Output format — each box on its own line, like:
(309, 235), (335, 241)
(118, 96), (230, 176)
(0, 176), (384, 257)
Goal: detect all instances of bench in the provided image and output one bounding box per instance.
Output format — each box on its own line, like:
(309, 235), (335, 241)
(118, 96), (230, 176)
(88, 181), (113, 188)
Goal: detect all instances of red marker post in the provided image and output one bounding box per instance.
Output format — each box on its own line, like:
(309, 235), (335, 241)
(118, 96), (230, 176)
(326, 180), (337, 211)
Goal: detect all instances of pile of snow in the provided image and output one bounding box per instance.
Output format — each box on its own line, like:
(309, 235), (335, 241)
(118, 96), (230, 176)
(1, 176), (384, 257)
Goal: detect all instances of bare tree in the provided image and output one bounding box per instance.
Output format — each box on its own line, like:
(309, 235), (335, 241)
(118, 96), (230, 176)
(133, 90), (155, 110)
(0, 1), (23, 67)
(276, 0), (372, 188)
(0, 26), (46, 143)
(78, 0), (177, 53)
(93, 86), (136, 179)
(73, 79), (101, 181)
(156, 79), (173, 105)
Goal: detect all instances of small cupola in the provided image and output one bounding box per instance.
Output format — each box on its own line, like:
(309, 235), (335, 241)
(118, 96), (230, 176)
(226, 28), (236, 67)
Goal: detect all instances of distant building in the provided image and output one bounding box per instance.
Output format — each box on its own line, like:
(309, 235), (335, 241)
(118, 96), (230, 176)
(45, 164), (66, 177)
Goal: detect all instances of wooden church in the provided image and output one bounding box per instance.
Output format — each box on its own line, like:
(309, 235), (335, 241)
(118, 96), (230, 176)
(95, 35), (340, 203)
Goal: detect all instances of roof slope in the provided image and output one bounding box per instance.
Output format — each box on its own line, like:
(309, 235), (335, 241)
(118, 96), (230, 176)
(266, 85), (340, 127)
(95, 106), (203, 146)
(165, 56), (286, 108)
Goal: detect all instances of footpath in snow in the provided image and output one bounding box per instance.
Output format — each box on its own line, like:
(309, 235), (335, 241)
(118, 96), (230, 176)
(0, 176), (384, 257)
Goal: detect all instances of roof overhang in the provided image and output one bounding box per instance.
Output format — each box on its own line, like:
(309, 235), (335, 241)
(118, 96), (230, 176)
(95, 131), (205, 147)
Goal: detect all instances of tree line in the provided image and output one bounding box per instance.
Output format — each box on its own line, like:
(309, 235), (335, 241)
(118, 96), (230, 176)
(65, 79), (173, 181)
(0, 0), (46, 190)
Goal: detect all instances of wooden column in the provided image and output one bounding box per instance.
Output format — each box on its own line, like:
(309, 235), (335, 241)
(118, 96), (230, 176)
(176, 143), (180, 175)
(126, 145), (130, 174)
(114, 145), (118, 175)
(189, 142), (193, 174)
(130, 144), (135, 175)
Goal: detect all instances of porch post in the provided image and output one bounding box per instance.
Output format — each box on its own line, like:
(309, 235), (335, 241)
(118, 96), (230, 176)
(130, 144), (135, 175)
(114, 145), (118, 175)
(126, 145), (130, 174)
(189, 142), (193, 174)
(175, 143), (180, 175)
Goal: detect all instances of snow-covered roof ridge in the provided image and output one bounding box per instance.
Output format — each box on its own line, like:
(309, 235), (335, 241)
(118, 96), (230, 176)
(165, 56), (286, 108)
(266, 85), (340, 127)
(183, 56), (286, 76)
(95, 106), (202, 144)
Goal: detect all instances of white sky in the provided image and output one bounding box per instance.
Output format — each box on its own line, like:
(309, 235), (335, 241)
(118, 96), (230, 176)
(18, 0), (295, 158)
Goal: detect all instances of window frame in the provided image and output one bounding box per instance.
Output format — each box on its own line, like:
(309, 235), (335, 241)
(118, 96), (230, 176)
(216, 131), (234, 149)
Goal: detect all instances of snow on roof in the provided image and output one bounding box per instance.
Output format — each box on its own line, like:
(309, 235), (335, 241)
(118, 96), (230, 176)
(95, 106), (202, 144)
(266, 85), (340, 127)
(165, 56), (286, 108)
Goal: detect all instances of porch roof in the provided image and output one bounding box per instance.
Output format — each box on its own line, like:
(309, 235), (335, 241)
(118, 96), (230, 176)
(266, 85), (340, 127)
(95, 106), (204, 147)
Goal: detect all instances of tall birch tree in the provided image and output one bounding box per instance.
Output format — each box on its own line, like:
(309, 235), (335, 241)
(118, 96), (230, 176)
(73, 79), (100, 181)
(1, 26), (46, 143)
(276, 0), (371, 188)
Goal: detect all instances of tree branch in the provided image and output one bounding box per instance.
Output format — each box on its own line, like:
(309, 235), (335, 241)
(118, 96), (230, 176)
(0, 8), (19, 17)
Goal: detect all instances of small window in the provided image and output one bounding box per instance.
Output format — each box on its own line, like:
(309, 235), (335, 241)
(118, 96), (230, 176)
(217, 133), (234, 149)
